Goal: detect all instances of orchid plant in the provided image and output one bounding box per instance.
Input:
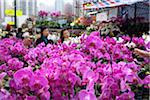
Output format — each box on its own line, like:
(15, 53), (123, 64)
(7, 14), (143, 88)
(0, 32), (149, 100)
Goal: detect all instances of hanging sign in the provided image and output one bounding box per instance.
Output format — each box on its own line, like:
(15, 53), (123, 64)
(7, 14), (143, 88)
(5, 9), (23, 16)
(8, 22), (15, 25)
(96, 12), (108, 22)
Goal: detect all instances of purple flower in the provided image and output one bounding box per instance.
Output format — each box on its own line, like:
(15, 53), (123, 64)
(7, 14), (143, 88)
(120, 80), (131, 92)
(83, 70), (99, 82)
(9, 79), (21, 90)
(138, 37), (145, 45)
(89, 31), (100, 37)
(67, 72), (81, 86)
(132, 37), (139, 44)
(122, 36), (130, 42)
(116, 91), (135, 100)
(86, 35), (103, 49)
(13, 68), (33, 87)
(99, 89), (112, 100)
(0, 64), (8, 71)
(7, 58), (23, 70)
(77, 90), (97, 100)
(38, 10), (48, 17)
(0, 72), (7, 81)
(0, 31), (149, 99)
(50, 11), (61, 17)
(0, 89), (10, 100)
(143, 75), (150, 85)
(10, 41), (27, 55)
(105, 37), (116, 45)
(39, 91), (50, 100)
(146, 41), (150, 50)
(30, 74), (49, 91)
(25, 96), (37, 100)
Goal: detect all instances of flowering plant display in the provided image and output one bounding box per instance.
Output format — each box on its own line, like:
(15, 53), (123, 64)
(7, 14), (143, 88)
(37, 11), (62, 28)
(108, 17), (149, 37)
(36, 21), (60, 29)
(0, 32), (149, 99)
(95, 17), (149, 38)
(99, 22), (121, 37)
(38, 11), (49, 18)
(50, 11), (61, 18)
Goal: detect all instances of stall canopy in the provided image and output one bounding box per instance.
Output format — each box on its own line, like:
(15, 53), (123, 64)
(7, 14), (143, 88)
(83, 0), (124, 10)
(96, 0), (125, 8)
(83, 0), (147, 9)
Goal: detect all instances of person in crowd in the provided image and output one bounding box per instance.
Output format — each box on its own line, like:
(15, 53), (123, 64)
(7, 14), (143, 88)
(59, 28), (71, 44)
(11, 29), (17, 37)
(59, 28), (81, 45)
(36, 27), (53, 45)
(5, 24), (12, 32)
(26, 18), (34, 29)
(34, 27), (41, 39)
(23, 37), (34, 48)
(1, 22), (7, 31)
(28, 28), (34, 35)
(4, 33), (13, 38)
(22, 23), (28, 29)
(16, 28), (24, 39)
(22, 23), (28, 33)
(1, 24), (12, 38)
(0, 29), (2, 39)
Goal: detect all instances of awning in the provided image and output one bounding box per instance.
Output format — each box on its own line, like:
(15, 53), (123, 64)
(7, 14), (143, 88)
(122, 0), (147, 4)
(83, 2), (98, 10)
(83, 0), (124, 10)
(96, 0), (125, 8)
(83, 0), (147, 10)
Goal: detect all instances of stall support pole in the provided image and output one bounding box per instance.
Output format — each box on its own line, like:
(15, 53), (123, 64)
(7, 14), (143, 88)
(14, 0), (17, 28)
(134, 3), (137, 23)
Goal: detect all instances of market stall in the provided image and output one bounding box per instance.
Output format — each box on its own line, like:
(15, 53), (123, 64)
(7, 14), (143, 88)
(82, 0), (149, 36)
(83, 0), (149, 22)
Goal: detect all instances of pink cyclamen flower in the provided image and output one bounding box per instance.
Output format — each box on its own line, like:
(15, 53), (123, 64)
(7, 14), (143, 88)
(0, 72), (7, 81)
(30, 74), (49, 91)
(116, 91), (135, 100)
(7, 58), (24, 70)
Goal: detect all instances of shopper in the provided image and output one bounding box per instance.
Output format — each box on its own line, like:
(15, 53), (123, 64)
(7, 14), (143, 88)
(36, 27), (53, 45)
(59, 28), (81, 45)
(16, 28), (24, 39)
(23, 37), (34, 48)
(60, 28), (71, 44)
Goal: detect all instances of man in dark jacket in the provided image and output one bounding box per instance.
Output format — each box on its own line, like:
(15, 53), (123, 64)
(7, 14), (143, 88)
(36, 27), (53, 45)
